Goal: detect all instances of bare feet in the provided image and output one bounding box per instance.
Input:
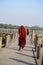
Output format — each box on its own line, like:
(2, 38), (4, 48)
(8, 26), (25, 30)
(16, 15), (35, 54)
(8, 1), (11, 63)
(19, 47), (23, 52)
(19, 48), (23, 52)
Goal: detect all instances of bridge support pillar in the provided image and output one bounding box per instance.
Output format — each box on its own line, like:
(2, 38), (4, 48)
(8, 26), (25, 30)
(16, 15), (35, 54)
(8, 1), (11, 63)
(0, 37), (2, 48)
(41, 56), (43, 65)
(11, 33), (16, 42)
(37, 44), (40, 59)
(6, 35), (11, 47)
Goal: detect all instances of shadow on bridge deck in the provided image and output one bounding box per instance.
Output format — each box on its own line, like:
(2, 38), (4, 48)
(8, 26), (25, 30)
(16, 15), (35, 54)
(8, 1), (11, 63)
(8, 45), (38, 65)
(9, 58), (35, 65)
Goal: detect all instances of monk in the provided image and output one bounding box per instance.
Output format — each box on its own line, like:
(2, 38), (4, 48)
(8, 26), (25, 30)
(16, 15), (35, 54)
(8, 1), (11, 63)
(27, 29), (29, 35)
(18, 25), (26, 51)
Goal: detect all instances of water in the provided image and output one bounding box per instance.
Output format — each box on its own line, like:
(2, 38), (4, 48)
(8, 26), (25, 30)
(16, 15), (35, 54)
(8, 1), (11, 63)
(35, 31), (43, 36)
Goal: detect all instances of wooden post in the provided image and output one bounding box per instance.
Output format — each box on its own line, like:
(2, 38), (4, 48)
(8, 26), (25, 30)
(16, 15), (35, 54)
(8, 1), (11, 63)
(37, 44), (40, 59)
(6, 35), (10, 47)
(0, 37), (2, 48)
(41, 56), (43, 65)
(34, 35), (38, 52)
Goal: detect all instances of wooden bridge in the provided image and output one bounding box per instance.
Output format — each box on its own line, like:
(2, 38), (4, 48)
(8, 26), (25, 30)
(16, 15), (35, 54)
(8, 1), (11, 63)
(0, 34), (43, 65)
(0, 29), (43, 65)
(0, 28), (18, 48)
(0, 28), (18, 34)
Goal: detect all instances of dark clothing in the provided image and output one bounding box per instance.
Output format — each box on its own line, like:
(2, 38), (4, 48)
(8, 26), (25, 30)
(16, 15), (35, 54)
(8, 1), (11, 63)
(27, 29), (29, 35)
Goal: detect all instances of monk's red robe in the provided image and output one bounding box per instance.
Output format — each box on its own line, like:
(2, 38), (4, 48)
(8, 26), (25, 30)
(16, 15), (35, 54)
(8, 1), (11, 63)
(18, 26), (26, 49)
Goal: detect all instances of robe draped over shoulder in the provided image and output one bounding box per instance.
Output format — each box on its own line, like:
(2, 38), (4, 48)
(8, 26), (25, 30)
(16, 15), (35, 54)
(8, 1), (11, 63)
(18, 26), (26, 49)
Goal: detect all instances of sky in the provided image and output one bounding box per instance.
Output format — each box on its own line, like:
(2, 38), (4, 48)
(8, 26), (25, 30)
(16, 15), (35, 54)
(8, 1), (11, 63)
(0, 0), (43, 27)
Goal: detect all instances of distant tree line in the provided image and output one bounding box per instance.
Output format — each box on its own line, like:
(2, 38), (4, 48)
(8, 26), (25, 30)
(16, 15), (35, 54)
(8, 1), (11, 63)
(30, 26), (43, 30)
(0, 24), (43, 30)
(0, 24), (19, 29)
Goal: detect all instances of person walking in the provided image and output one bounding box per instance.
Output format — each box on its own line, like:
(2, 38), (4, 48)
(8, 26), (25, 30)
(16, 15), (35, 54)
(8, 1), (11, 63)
(18, 25), (26, 51)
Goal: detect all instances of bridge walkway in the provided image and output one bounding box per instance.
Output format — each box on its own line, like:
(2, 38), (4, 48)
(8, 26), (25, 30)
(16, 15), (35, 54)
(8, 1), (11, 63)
(0, 35), (38, 65)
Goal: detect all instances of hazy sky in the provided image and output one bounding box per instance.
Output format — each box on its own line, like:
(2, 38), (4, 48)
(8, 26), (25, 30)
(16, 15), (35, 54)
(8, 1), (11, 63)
(0, 0), (43, 27)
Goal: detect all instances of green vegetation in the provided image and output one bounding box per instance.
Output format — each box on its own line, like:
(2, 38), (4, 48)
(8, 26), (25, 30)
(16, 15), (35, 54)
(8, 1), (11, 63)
(30, 26), (43, 30)
(0, 24), (43, 30)
(0, 24), (19, 29)
(41, 40), (43, 44)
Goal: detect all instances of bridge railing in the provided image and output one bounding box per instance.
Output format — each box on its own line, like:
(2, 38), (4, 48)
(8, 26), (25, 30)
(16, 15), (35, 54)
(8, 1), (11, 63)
(0, 28), (18, 34)
(34, 35), (43, 65)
